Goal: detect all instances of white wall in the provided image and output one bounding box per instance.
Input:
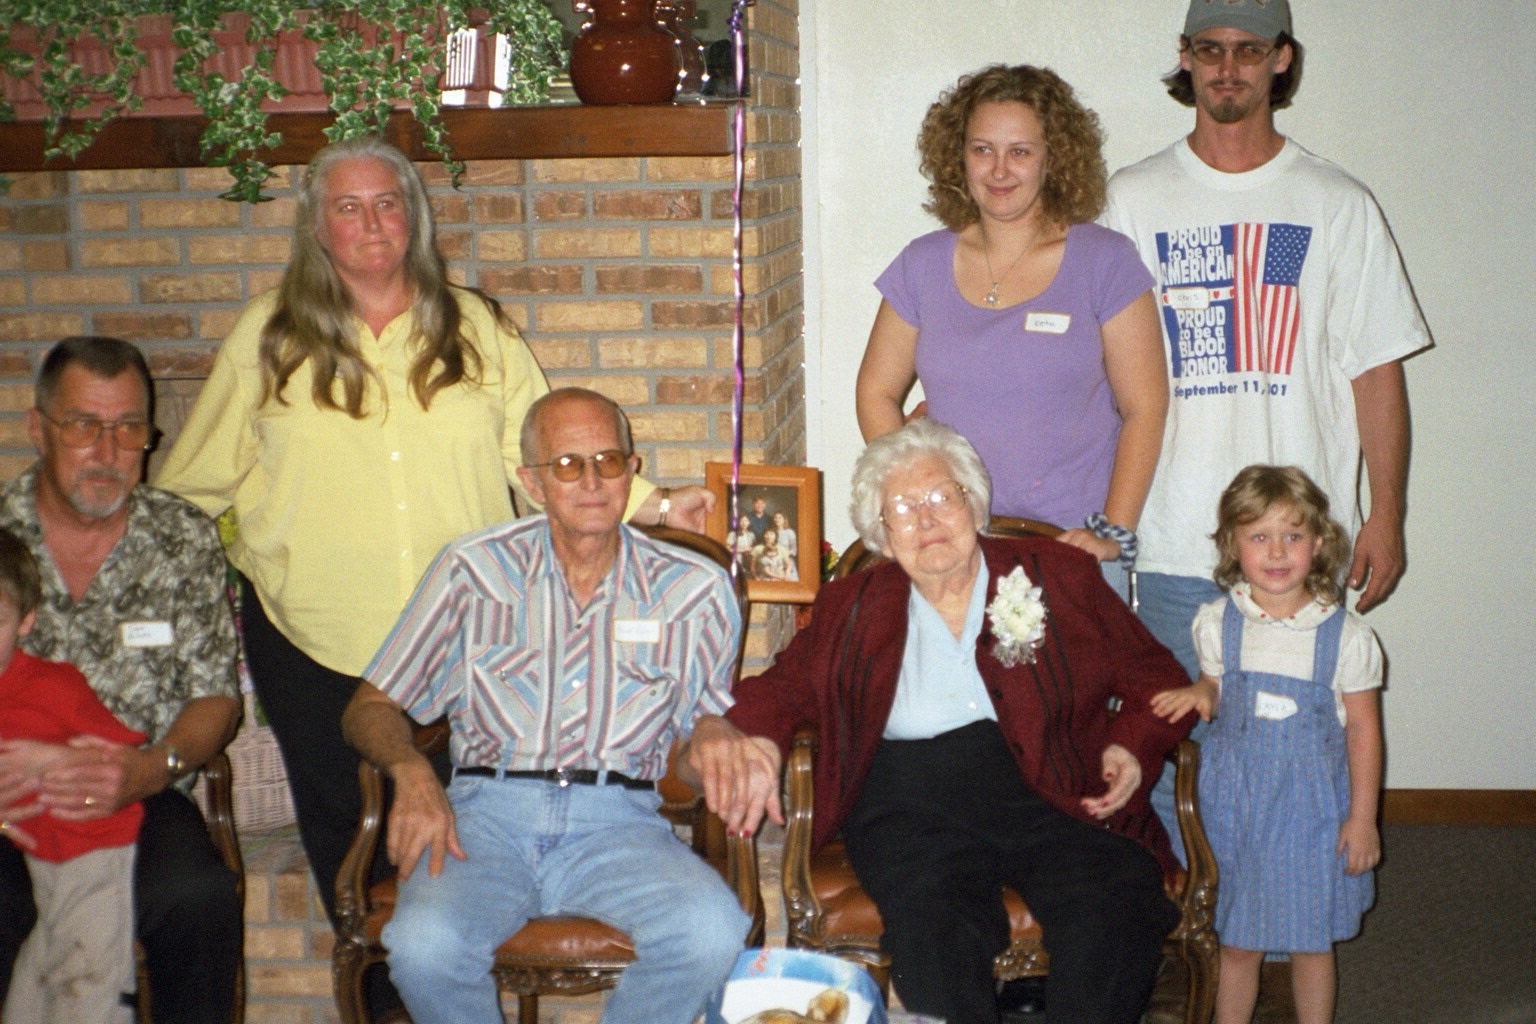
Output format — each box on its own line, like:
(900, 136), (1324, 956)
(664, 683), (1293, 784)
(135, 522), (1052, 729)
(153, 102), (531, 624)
(801, 1), (1535, 789)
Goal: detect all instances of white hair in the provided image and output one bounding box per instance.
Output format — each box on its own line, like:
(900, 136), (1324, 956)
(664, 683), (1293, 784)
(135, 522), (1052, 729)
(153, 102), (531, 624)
(848, 418), (991, 552)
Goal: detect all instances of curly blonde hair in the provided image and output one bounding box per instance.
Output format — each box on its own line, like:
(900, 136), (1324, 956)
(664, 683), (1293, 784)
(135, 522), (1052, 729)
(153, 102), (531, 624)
(1212, 465), (1350, 606)
(917, 64), (1107, 231)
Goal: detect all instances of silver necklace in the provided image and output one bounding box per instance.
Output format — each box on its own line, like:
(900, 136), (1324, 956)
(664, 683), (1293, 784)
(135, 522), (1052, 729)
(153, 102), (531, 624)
(981, 236), (1032, 306)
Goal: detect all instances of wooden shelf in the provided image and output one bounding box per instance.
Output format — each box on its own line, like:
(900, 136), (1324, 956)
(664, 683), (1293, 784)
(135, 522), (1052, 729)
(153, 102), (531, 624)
(0, 102), (738, 174)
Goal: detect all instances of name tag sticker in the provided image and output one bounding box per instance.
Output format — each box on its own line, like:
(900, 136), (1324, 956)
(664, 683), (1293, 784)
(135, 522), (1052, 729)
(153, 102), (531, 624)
(1165, 286), (1211, 311)
(121, 621), (174, 648)
(1254, 690), (1298, 721)
(1024, 312), (1071, 334)
(614, 619), (661, 644)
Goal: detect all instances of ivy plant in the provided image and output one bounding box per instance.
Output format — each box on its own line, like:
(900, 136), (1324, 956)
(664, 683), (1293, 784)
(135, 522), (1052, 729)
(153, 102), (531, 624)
(1, 0), (568, 202)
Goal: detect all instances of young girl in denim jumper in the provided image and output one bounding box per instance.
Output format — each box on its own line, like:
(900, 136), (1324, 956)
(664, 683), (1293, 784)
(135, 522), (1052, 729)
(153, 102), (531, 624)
(1152, 465), (1383, 1024)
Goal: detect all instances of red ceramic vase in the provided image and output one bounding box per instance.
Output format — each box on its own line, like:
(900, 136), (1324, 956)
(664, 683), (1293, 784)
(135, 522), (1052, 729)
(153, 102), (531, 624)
(569, 0), (682, 105)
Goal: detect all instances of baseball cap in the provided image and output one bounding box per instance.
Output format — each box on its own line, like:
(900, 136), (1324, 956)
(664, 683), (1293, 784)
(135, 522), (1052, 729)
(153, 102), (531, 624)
(1183, 0), (1292, 39)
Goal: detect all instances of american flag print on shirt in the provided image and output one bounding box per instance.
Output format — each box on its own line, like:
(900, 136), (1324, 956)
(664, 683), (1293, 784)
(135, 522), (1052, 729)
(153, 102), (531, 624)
(1232, 222), (1310, 374)
(1155, 221), (1314, 380)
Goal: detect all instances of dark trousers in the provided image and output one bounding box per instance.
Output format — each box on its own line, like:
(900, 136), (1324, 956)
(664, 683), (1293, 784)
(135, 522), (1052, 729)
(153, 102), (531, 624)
(0, 788), (242, 1023)
(842, 720), (1178, 1024)
(240, 575), (447, 1023)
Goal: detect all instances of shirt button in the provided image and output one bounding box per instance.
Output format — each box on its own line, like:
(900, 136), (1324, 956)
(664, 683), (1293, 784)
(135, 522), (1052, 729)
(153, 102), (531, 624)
(390, 452), (401, 461)
(397, 502), (407, 511)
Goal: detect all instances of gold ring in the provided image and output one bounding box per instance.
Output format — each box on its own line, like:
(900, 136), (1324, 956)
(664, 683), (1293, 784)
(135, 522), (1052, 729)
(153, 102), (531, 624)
(0, 821), (9, 832)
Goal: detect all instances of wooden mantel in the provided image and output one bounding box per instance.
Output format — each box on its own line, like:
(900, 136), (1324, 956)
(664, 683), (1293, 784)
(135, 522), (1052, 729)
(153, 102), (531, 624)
(0, 102), (737, 174)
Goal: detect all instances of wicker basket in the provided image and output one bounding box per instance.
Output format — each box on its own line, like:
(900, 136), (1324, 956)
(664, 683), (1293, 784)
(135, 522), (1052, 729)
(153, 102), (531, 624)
(198, 691), (297, 835)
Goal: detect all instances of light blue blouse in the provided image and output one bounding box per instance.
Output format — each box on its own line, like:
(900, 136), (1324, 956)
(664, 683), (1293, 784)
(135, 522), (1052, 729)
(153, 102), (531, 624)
(883, 562), (998, 740)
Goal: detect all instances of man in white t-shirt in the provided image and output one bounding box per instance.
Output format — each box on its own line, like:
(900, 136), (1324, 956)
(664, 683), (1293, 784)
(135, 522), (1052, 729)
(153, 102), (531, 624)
(1101, 0), (1431, 841)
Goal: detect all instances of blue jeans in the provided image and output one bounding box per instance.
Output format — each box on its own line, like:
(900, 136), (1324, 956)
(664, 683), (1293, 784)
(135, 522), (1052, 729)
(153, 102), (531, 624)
(383, 775), (750, 1024)
(1101, 559), (1130, 603)
(1136, 572), (1222, 864)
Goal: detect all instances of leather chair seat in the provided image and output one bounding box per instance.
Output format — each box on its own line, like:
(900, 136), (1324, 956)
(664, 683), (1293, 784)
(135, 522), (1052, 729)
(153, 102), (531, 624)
(360, 878), (639, 961)
(808, 839), (1045, 944)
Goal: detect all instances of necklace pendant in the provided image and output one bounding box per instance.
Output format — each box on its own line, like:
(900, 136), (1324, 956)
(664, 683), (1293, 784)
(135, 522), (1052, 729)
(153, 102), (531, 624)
(985, 284), (1000, 306)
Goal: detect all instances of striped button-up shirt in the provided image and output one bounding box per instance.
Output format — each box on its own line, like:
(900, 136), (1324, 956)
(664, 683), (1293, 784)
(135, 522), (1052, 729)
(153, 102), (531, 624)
(365, 517), (741, 780)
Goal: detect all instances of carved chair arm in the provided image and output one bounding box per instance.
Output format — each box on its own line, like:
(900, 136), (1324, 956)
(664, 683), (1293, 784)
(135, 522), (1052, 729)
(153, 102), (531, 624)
(199, 750), (245, 884)
(728, 824), (765, 944)
(781, 726), (821, 946)
(1170, 739), (1218, 935)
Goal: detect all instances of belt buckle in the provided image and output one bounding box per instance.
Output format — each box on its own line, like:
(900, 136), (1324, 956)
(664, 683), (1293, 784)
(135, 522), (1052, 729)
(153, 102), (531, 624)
(554, 768), (572, 788)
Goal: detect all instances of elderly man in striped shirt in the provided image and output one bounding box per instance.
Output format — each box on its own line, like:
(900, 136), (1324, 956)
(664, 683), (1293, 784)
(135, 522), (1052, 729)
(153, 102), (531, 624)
(342, 387), (748, 1024)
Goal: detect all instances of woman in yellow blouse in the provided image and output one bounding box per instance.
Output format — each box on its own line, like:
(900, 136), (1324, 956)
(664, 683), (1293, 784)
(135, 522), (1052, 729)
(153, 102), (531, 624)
(157, 137), (706, 1024)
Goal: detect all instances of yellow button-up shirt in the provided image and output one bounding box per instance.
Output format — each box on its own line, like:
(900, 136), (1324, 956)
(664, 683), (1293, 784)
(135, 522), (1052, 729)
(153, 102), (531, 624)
(156, 288), (653, 675)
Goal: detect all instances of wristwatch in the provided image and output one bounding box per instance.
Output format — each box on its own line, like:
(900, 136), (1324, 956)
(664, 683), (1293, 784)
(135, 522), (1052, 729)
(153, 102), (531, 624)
(656, 487), (672, 527)
(150, 743), (191, 780)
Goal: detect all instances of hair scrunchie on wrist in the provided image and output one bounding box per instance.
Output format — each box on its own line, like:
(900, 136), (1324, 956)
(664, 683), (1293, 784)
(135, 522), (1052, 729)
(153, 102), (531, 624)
(1085, 512), (1138, 569)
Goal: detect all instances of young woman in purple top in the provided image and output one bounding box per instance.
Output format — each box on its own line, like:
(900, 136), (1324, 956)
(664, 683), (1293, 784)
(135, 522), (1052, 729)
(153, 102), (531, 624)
(856, 64), (1167, 595)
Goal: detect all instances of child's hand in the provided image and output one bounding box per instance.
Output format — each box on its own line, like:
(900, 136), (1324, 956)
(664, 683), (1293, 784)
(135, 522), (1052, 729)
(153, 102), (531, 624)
(1337, 816), (1381, 876)
(1150, 685), (1214, 723)
(0, 739), (74, 779)
(0, 817), (38, 852)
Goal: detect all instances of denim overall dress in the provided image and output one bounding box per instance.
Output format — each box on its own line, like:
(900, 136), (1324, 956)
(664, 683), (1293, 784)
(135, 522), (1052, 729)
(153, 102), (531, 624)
(1201, 600), (1374, 952)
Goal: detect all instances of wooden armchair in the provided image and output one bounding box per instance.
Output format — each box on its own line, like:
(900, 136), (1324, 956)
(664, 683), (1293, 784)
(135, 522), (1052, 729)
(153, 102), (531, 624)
(789, 520), (1219, 1024)
(331, 526), (763, 1024)
(135, 750), (246, 1024)
(833, 514), (1065, 580)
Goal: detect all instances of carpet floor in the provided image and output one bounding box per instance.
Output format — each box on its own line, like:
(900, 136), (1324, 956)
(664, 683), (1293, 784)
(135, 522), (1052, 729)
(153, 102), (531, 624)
(1148, 824), (1535, 1023)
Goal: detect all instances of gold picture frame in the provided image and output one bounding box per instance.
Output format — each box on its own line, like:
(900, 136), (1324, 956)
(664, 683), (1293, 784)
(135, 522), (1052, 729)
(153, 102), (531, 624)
(705, 462), (822, 605)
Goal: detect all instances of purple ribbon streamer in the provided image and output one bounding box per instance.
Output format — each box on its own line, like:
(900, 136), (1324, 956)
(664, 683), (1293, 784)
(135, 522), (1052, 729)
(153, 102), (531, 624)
(726, 0), (750, 581)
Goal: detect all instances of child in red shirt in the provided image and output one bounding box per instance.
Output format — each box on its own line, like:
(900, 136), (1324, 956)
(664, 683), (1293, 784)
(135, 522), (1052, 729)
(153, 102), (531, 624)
(0, 528), (144, 1024)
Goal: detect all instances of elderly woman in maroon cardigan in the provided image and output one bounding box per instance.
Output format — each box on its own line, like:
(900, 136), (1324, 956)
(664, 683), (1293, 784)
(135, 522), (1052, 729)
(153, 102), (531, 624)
(682, 418), (1193, 1024)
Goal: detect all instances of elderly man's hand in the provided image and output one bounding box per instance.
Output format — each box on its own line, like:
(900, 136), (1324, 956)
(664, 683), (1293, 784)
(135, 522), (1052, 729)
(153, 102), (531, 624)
(386, 758), (465, 881)
(11, 737), (133, 821)
(1080, 744), (1141, 820)
(682, 716), (783, 837)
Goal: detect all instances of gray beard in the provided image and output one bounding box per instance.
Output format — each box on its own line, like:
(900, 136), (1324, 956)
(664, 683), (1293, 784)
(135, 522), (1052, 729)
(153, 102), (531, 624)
(68, 472), (130, 520)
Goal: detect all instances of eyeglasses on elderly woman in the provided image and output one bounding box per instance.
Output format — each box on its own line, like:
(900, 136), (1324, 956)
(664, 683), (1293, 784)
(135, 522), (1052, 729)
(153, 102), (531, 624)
(880, 480), (971, 531)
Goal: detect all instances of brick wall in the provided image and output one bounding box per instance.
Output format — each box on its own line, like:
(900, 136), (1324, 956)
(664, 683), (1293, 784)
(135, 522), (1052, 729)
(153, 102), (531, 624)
(0, 2), (804, 665)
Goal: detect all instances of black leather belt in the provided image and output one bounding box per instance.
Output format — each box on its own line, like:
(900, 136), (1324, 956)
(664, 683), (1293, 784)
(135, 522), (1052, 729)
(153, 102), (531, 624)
(454, 766), (655, 791)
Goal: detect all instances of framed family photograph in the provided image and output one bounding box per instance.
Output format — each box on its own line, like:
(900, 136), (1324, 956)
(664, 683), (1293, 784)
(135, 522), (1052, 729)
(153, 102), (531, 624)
(705, 462), (822, 605)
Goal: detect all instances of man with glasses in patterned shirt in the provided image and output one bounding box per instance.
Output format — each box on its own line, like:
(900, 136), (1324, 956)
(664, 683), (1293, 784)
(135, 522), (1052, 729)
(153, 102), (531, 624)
(341, 387), (749, 1024)
(0, 336), (242, 1023)
(1102, 0), (1431, 850)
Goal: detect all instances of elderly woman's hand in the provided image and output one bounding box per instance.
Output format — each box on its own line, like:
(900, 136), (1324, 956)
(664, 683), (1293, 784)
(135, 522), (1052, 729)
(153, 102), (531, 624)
(1080, 744), (1141, 820)
(680, 716), (783, 837)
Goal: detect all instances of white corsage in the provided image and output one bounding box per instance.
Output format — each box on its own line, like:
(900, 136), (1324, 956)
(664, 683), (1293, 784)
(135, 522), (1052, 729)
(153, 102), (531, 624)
(986, 566), (1048, 667)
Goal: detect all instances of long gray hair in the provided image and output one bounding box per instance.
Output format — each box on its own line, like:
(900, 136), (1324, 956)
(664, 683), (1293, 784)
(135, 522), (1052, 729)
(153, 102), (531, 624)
(849, 418), (991, 553)
(260, 136), (488, 417)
